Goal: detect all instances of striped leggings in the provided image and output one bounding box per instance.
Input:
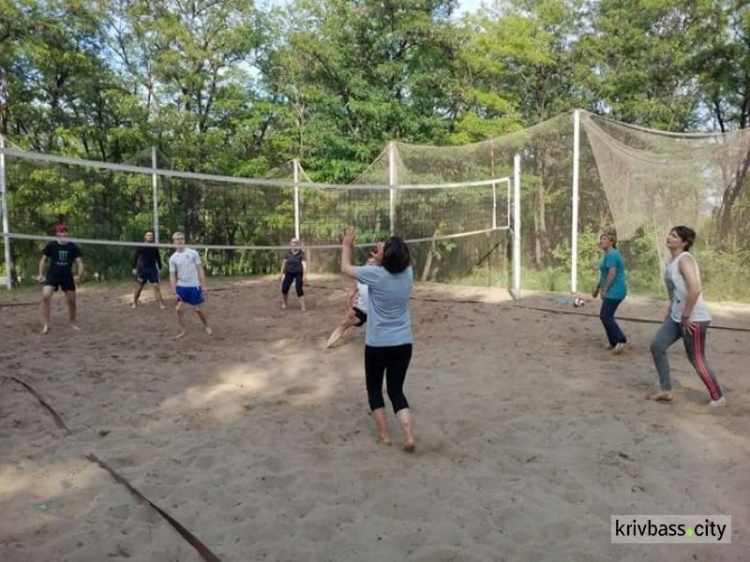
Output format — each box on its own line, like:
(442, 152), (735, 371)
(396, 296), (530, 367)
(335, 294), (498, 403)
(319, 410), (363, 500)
(650, 319), (723, 400)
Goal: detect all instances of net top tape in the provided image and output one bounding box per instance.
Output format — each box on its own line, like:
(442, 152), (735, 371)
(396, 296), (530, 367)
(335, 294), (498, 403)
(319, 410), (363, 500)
(0, 148), (511, 191)
(4, 227), (509, 251)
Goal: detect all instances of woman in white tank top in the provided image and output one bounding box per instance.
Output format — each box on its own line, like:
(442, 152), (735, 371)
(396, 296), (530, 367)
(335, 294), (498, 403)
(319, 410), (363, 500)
(648, 226), (725, 407)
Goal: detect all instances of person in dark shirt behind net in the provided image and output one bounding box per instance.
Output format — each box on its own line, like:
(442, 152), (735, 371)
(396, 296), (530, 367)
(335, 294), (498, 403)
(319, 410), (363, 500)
(37, 223), (84, 335)
(279, 237), (308, 311)
(131, 229), (166, 309)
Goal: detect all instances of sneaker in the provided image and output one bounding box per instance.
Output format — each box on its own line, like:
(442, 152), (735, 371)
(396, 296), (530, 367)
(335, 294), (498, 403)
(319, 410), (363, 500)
(709, 396), (727, 408)
(612, 342), (629, 355)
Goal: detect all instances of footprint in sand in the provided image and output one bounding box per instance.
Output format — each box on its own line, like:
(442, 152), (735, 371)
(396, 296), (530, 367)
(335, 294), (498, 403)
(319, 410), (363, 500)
(284, 385), (318, 396)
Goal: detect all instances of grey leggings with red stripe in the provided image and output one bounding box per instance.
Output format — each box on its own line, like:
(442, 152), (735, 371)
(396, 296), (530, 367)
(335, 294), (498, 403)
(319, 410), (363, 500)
(650, 319), (723, 400)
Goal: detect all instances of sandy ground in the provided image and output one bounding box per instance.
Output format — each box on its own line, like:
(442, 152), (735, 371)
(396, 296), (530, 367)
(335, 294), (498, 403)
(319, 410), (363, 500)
(0, 277), (748, 562)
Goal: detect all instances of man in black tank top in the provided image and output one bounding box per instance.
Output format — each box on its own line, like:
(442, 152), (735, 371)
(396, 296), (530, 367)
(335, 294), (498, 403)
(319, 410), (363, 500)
(38, 223), (84, 334)
(131, 230), (166, 309)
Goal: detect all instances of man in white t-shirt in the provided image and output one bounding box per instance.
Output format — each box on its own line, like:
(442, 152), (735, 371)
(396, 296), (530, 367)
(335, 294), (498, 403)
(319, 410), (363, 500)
(168, 232), (212, 339)
(326, 256), (376, 348)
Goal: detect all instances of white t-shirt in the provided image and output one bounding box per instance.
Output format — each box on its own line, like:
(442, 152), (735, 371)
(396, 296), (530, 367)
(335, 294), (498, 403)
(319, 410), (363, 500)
(355, 282), (369, 311)
(169, 248), (202, 287)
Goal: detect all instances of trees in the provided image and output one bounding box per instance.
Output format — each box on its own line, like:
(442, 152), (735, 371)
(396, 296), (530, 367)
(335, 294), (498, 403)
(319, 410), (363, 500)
(2, 0), (750, 291)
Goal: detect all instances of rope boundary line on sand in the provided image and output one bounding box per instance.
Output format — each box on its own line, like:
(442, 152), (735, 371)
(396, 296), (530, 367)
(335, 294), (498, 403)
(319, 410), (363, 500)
(4, 375), (224, 561)
(4, 282), (750, 332)
(307, 282), (750, 332)
(85, 454), (223, 562)
(515, 305), (750, 333)
(7, 376), (71, 434)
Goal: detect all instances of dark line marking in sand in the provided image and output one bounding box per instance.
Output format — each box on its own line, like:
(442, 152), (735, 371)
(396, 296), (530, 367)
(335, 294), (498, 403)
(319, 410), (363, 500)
(310, 282), (750, 332)
(517, 305), (750, 333)
(0, 301), (38, 308)
(7, 376), (71, 434)
(85, 454), (223, 562)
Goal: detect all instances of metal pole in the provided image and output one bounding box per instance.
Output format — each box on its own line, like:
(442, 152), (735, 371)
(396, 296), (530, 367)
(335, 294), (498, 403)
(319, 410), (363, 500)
(513, 154), (521, 300)
(0, 135), (11, 289)
(151, 146), (159, 244)
(293, 158), (300, 239)
(388, 142), (396, 236)
(571, 109), (581, 293)
(492, 181), (497, 230)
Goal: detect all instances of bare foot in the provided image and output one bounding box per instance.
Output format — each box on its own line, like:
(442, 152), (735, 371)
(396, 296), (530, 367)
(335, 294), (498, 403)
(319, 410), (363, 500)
(204, 326), (213, 336)
(402, 441), (416, 453)
(131, 302), (137, 309)
(281, 303), (287, 310)
(70, 324), (81, 331)
(41, 325), (50, 335)
(174, 330), (187, 340)
(379, 433), (392, 445)
(159, 303), (167, 310)
(648, 391), (673, 402)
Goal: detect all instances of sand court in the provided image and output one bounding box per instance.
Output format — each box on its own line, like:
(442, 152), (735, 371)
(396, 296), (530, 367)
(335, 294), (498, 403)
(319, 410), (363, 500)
(1, 279), (748, 561)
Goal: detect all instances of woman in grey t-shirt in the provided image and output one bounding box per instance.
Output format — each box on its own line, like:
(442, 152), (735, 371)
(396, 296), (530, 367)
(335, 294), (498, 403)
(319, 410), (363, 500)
(341, 229), (416, 452)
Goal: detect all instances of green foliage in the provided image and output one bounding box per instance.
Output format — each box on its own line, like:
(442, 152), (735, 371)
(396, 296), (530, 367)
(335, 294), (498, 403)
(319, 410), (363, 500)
(2, 0), (750, 301)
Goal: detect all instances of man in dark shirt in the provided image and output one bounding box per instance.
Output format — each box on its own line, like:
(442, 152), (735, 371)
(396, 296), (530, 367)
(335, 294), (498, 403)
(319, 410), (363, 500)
(38, 223), (84, 334)
(131, 230), (166, 309)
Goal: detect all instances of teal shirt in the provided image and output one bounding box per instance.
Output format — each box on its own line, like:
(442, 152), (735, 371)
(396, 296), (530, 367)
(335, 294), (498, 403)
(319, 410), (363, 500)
(599, 249), (627, 300)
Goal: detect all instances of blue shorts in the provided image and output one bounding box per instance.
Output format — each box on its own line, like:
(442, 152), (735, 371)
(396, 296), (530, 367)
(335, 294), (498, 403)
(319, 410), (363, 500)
(136, 266), (160, 284)
(176, 286), (204, 306)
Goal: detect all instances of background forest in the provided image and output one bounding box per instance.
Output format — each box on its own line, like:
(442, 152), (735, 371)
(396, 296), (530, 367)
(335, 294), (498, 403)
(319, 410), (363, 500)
(2, 0), (749, 299)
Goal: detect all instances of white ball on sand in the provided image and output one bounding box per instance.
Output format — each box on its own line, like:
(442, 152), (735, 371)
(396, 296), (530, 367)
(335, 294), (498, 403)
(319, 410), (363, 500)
(573, 297), (585, 308)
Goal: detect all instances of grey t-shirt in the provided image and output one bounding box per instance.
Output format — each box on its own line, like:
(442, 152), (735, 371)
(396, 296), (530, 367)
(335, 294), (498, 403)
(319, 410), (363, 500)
(354, 265), (413, 347)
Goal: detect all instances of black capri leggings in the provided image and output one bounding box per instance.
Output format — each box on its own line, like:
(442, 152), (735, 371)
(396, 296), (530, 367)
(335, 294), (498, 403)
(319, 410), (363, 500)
(365, 344), (412, 413)
(281, 271), (304, 297)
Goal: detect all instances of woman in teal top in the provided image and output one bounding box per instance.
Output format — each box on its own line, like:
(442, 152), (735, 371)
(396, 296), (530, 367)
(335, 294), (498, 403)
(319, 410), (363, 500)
(592, 232), (628, 353)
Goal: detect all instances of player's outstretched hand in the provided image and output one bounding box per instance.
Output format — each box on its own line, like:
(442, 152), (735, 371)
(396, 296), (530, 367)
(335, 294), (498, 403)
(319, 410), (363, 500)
(370, 241), (385, 263)
(342, 228), (356, 249)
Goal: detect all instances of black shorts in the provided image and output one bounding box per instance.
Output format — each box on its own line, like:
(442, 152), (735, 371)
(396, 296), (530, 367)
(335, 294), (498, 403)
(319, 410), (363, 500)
(136, 266), (160, 284)
(353, 306), (367, 327)
(45, 274), (75, 292)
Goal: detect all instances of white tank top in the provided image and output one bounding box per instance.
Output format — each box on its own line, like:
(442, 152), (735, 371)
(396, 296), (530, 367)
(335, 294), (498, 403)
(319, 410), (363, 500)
(355, 282), (369, 311)
(665, 252), (711, 322)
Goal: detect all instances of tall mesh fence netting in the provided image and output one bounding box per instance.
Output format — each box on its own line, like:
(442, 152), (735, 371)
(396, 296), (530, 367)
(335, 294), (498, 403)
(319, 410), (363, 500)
(3, 109), (750, 298)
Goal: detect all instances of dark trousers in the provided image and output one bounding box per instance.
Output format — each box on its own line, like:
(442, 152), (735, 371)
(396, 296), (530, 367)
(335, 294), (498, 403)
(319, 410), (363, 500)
(281, 271), (304, 297)
(365, 344), (412, 413)
(600, 298), (627, 347)
(650, 319), (723, 400)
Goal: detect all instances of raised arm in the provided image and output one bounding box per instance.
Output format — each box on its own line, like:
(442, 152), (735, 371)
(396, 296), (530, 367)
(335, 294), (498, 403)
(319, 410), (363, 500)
(341, 229), (357, 278)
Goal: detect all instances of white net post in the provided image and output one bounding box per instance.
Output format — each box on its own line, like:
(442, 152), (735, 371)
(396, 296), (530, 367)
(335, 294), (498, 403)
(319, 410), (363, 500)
(513, 153), (522, 300)
(388, 142), (396, 236)
(492, 180), (498, 230)
(0, 135), (11, 289)
(571, 109), (581, 293)
(151, 146), (160, 243)
(293, 158), (301, 239)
